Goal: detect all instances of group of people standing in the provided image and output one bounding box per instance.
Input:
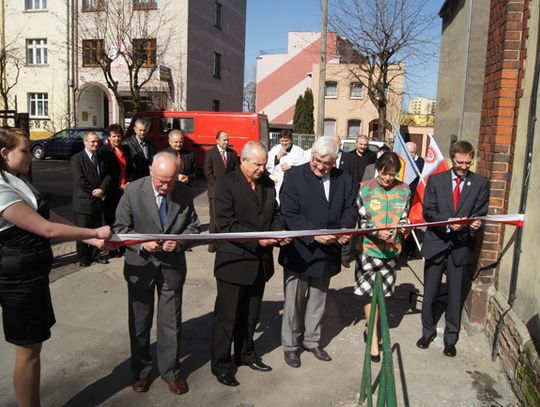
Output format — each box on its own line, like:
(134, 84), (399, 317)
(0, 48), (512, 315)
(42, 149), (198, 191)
(0, 123), (489, 405)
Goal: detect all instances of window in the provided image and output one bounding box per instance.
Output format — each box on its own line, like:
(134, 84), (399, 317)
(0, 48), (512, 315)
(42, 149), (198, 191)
(325, 81), (337, 98)
(212, 99), (221, 111)
(133, 0), (157, 10)
(25, 0), (47, 10)
(323, 119), (336, 137)
(213, 52), (221, 78)
(82, 0), (105, 11)
(350, 82), (363, 99)
(82, 39), (104, 67)
(26, 39), (48, 65)
(347, 120), (362, 138)
(28, 93), (48, 118)
(161, 117), (194, 134)
(133, 39), (156, 67)
(214, 2), (223, 29)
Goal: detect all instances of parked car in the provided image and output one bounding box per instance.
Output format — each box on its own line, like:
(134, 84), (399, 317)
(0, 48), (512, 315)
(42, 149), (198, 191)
(342, 139), (385, 154)
(31, 128), (108, 160)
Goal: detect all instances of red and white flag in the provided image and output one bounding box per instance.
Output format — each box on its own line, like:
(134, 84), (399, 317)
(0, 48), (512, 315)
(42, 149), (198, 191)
(408, 134), (450, 224)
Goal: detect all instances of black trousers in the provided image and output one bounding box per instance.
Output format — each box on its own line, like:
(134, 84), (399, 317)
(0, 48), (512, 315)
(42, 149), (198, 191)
(421, 253), (472, 345)
(74, 211), (103, 264)
(210, 269), (265, 375)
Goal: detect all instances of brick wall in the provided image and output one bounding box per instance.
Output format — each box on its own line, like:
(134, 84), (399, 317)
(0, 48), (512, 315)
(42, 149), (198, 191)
(466, 0), (529, 327)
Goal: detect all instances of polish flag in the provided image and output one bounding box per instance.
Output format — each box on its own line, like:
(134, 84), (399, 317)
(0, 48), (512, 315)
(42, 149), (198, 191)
(408, 135), (450, 224)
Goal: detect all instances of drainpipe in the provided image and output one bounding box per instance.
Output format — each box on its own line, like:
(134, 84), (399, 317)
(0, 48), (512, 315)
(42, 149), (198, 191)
(492, 13), (539, 361)
(66, 0), (71, 126)
(457, 0), (474, 141)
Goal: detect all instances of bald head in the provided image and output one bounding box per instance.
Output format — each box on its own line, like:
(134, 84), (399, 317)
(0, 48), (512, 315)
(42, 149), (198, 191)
(406, 141), (417, 158)
(150, 152), (179, 195)
(331, 134), (343, 150)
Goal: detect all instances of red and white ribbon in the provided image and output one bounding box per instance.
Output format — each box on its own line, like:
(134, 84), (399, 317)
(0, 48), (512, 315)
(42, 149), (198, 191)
(110, 214), (524, 246)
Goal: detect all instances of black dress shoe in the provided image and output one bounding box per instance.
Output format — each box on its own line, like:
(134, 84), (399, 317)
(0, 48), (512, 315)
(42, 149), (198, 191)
(284, 351), (301, 368)
(416, 333), (436, 349)
(94, 257), (109, 264)
(370, 353), (381, 363)
(443, 343), (457, 357)
(241, 360), (272, 372)
(214, 372), (239, 386)
(79, 261), (91, 268)
(306, 347), (332, 361)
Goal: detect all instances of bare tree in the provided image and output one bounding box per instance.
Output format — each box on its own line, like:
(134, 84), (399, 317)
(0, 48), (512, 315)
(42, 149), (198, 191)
(330, 0), (435, 141)
(243, 65), (256, 112)
(0, 39), (22, 116)
(77, 0), (176, 124)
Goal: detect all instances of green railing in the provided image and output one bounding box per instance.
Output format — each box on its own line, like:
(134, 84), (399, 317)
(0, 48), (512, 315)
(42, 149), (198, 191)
(358, 271), (397, 407)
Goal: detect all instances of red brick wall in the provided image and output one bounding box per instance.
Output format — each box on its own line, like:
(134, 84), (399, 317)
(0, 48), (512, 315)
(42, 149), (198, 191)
(467, 0), (530, 325)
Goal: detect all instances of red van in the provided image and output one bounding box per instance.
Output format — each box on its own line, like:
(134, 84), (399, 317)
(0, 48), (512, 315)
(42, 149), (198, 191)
(126, 111), (269, 168)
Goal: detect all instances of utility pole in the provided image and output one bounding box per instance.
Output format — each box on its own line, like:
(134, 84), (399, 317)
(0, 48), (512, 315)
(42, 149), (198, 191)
(316, 0), (327, 137)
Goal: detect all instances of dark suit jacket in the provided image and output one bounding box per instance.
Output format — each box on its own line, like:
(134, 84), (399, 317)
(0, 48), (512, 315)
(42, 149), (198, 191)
(71, 150), (111, 215)
(122, 135), (156, 181)
(161, 147), (196, 184)
(342, 149), (377, 193)
(213, 169), (285, 285)
(278, 163), (358, 278)
(98, 144), (131, 193)
(421, 169), (489, 265)
(409, 156), (425, 198)
(203, 146), (238, 198)
(114, 176), (201, 289)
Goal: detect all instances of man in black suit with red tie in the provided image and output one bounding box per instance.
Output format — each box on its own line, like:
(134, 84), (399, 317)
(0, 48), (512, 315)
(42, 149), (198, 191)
(210, 141), (289, 386)
(71, 131), (111, 267)
(203, 130), (238, 252)
(417, 140), (489, 357)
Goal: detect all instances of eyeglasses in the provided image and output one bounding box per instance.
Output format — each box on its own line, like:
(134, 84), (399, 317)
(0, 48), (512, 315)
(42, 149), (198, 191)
(311, 156), (335, 169)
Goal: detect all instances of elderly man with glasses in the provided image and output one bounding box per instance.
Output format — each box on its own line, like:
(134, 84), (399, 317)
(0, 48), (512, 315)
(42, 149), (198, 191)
(278, 136), (358, 368)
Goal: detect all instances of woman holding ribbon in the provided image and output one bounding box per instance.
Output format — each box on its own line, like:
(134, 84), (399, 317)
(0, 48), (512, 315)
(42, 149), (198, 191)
(0, 128), (111, 406)
(353, 152), (410, 362)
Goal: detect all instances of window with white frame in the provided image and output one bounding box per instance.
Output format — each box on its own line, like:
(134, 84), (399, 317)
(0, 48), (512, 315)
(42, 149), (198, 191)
(323, 119), (336, 137)
(26, 39), (48, 65)
(350, 82), (363, 99)
(347, 120), (362, 138)
(25, 0), (47, 10)
(28, 93), (49, 118)
(325, 81), (337, 98)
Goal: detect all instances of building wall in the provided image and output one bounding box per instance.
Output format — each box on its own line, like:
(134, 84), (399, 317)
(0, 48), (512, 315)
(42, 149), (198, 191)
(255, 32), (348, 125)
(311, 63), (404, 140)
(435, 0), (490, 155)
(4, 0), (69, 137)
(186, 0), (245, 111)
(462, 0), (540, 404)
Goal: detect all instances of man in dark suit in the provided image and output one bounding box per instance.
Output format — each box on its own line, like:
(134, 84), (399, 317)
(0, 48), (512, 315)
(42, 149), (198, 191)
(114, 152), (200, 395)
(203, 130), (238, 252)
(342, 134), (377, 190)
(123, 119), (156, 181)
(416, 140), (489, 357)
(406, 141), (425, 198)
(404, 141), (426, 258)
(210, 141), (289, 387)
(71, 131), (111, 267)
(279, 136), (358, 368)
(161, 129), (196, 185)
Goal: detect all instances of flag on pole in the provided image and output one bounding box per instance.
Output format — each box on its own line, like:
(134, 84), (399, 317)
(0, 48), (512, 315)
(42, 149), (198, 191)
(408, 134), (450, 224)
(393, 132), (420, 184)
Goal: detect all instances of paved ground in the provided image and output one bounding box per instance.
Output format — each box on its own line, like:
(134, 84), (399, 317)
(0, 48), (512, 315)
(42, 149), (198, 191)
(0, 182), (520, 406)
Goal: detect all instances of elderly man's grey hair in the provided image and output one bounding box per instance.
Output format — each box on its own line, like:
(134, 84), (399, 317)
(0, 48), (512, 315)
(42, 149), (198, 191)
(134, 119), (148, 129)
(241, 141), (267, 159)
(311, 136), (339, 159)
(168, 129), (184, 140)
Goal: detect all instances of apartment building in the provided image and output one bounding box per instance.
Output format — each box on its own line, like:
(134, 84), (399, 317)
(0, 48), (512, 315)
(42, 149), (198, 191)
(2, 0), (246, 136)
(408, 96), (436, 115)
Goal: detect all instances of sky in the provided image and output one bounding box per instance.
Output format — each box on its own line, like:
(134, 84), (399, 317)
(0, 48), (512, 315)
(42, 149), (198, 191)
(244, 0), (443, 104)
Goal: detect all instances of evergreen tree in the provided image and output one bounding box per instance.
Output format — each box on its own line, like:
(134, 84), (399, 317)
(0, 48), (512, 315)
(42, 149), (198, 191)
(292, 94), (305, 133)
(302, 88), (314, 134)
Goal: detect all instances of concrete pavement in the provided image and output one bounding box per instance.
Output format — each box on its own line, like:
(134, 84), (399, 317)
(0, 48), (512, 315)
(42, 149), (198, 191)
(0, 249), (519, 406)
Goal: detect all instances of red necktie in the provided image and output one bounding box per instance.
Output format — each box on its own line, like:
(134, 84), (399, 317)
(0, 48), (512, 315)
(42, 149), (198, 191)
(453, 176), (462, 210)
(221, 150), (227, 167)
